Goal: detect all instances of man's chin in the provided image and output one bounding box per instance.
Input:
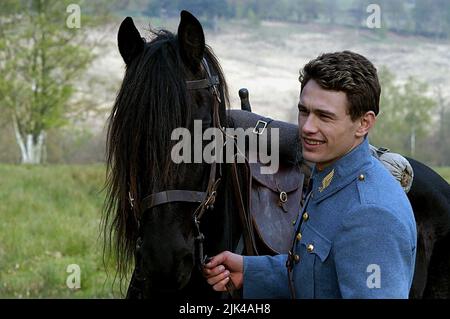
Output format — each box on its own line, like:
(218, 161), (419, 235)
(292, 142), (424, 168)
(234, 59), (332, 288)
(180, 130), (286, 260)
(302, 153), (333, 169)
(302, 152), (320, 164)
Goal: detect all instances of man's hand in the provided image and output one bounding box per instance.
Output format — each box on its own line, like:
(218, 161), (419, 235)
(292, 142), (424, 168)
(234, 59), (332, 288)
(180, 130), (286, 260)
(203, 251), (244, 292)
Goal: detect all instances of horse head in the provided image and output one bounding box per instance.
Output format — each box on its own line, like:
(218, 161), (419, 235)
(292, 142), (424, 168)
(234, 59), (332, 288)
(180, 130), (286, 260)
(104, 11), (230, 297)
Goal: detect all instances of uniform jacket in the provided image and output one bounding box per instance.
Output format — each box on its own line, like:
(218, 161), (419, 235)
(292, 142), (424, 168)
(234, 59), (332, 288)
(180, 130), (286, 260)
(243, 138), (417, 299)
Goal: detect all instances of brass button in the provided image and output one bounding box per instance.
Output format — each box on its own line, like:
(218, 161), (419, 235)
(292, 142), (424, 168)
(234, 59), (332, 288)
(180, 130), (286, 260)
(302, 212), (309, 221)
(294, 254), (300, 263)
(279, 191), (288, 203)
(358, 174), (365, 181)
(292, 220), (296, 226)
(307, 244), (314, 253)
(296, 232), (302, 241)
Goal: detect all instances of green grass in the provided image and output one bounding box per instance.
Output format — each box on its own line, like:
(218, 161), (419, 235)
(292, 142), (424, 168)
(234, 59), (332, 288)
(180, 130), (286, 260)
(0, 164), (123, 298)
(434, 167), (450, 184)
(1, 163), (448, 298)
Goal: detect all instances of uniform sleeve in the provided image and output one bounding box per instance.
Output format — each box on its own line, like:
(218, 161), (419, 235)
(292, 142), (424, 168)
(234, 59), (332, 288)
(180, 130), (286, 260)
(333, 205), (416, 299)
(243, 254), (291, 299)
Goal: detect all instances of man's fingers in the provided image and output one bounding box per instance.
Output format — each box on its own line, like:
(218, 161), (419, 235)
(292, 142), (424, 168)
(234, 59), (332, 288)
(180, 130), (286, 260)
(203, 265), (226, 277)
(212, 276), (230, 292)
(204, 251), (229, 269)
(206, 270), (230, 286)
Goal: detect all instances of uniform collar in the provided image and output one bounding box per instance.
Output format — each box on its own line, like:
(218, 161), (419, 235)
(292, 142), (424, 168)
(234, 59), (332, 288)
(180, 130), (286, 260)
(310, 138), (373, 203)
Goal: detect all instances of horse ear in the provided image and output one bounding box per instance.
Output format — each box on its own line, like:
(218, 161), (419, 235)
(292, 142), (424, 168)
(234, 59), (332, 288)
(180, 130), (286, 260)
(177, 10), (205, 71)
(118, 17), (145, 65)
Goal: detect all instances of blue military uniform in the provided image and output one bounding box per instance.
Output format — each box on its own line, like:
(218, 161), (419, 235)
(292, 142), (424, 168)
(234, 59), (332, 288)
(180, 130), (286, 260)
(243, 138), (417, 298)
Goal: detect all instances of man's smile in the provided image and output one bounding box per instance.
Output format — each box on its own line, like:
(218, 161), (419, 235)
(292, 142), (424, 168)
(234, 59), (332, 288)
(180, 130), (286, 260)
(303, 137), (326, 146)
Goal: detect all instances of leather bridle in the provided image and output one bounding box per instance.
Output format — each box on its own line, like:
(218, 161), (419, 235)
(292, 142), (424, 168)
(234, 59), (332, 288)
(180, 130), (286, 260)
(134, 57), (224, 271)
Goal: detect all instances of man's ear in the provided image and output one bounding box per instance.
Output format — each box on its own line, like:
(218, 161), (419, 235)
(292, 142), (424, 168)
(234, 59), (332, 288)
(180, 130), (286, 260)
(118, 17), (145, 65)
(177, 10), (205, 72)
(356, 111), (376, 138)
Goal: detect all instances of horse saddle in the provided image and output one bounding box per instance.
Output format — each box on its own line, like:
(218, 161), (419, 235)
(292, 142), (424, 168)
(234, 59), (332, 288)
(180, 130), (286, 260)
(231, 88), (312, 255)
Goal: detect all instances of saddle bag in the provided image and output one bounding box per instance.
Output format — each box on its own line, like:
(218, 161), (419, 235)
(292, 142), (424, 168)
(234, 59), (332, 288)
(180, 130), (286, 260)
(248, 161), (307, 255)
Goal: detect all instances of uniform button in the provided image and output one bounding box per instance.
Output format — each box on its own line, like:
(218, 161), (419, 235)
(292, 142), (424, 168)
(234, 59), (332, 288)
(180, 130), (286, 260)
(302, 212), (309, 221)
(294, 254), (300, 263)
(292, 220), (296, 226)
(358, 174), (365, 181)
(307, 244), (314, 253)
(296, 232), (302, 241)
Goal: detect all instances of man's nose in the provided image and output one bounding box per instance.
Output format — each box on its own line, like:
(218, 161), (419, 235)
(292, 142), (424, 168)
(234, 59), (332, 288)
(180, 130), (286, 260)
(301, 114), (319, 135)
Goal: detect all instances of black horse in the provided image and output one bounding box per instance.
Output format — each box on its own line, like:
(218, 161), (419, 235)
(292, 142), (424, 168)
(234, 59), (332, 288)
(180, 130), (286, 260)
(407, 158), (450, 298)
(103, 11), (450, 299)
(103, 11), (247, 299)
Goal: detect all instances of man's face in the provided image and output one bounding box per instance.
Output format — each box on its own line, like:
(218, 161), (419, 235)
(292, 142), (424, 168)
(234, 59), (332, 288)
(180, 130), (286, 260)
(298, 79), (364, 170)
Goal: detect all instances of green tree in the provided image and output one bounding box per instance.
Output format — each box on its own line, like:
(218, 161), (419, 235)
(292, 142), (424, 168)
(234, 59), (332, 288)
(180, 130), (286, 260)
(433, 86), (450, 165)
(0, 0), (111, 164)
(412, 0), (450, 38)
(379, 0), (408, 32)
(371, 68), (436, 157)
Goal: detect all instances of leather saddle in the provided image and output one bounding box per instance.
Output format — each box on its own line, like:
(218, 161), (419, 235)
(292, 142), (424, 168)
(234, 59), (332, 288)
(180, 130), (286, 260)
(231, 89), (312, 256)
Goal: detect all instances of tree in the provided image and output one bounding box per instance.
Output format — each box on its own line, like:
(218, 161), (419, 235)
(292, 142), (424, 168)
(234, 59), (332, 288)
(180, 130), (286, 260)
(379, 0), (408, 32)
(0, 0), (111, 164)
(433, 86), (450, 165)
(323, 0), (339, 24)
(371, 67), (436, 158)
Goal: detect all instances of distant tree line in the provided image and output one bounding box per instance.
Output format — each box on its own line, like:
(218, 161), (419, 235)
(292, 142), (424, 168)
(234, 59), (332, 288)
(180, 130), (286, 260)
(370, 68), (450, 166)
(115, 0), (450, 39)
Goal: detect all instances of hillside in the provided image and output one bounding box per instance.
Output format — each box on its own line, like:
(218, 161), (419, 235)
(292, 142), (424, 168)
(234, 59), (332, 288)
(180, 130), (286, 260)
(95, 18), (450, 124)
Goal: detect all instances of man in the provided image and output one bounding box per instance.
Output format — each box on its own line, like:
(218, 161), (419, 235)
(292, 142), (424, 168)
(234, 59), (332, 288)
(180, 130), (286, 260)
(203, 51), (417, 298)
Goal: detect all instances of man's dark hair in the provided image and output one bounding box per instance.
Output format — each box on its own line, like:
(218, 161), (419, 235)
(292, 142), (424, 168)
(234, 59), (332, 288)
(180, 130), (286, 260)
(299, 51), (380, 121)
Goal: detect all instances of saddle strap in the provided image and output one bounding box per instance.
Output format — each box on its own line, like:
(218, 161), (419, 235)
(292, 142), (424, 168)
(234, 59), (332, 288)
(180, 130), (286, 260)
(230, 160), (258, 256)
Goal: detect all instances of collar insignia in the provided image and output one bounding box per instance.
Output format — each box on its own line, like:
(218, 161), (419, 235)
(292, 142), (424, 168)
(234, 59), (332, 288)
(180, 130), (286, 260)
(319, 169), (334, 193)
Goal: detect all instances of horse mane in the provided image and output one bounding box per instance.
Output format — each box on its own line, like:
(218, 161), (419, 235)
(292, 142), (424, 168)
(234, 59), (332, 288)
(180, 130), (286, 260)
(102, 28), (229, 286)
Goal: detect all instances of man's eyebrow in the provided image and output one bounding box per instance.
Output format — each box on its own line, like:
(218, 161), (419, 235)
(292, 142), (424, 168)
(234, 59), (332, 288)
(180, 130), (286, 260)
(298, 103), (337, 118)
(315, 109), (337, 118)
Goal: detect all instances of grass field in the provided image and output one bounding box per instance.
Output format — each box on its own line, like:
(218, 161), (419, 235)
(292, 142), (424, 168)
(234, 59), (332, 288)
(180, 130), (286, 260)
(434, 167), (450, 184)
(0, 164), (448, 298)
(0, 164), (122, 298)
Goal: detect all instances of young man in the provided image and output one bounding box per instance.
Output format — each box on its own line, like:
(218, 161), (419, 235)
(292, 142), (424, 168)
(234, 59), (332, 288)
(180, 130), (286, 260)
(203, 51), (417, 298)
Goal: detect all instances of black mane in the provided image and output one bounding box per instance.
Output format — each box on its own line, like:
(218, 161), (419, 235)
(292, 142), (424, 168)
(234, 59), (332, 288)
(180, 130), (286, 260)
(102, 28), (229, 286)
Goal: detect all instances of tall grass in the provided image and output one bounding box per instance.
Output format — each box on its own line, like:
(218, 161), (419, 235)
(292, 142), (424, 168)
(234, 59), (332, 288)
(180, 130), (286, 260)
(0, 164), (122, 298)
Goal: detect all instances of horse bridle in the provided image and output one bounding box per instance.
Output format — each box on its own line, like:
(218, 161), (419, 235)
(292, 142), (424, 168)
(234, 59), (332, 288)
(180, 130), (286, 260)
(134, 57), (224, 272)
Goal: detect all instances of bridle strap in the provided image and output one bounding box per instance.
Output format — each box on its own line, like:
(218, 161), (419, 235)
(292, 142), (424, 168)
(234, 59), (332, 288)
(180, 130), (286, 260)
(141, 190), (207, 210)
(186, 75), (219, 90)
